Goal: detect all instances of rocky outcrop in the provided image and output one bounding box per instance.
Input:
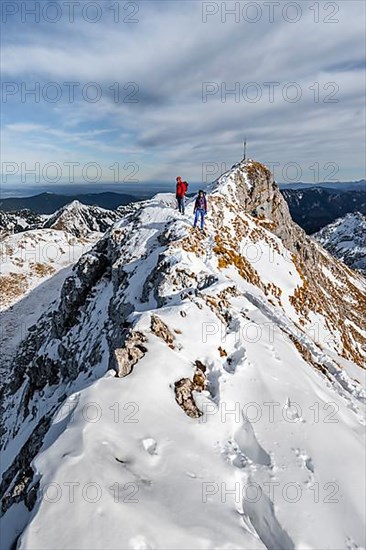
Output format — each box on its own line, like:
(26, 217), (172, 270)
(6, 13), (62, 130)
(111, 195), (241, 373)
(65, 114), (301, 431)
(175, 360), (207, 418)
(0, 209), (43, 236)
(209, 160), (366, 366)
(113, 330), (148, 378)
(1, 415), (52, 516)
(150, 315), (175, 348)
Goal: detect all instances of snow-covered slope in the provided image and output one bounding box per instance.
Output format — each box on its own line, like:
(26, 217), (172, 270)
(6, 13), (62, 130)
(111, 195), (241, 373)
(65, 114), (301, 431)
(314, 212), (366, 275)
(0, 201), (122, 311)
(0, 228), (99, 391)
(0, 229), (99, 311)
(1, 161), (365, 550)
(43, 200), (120, 237)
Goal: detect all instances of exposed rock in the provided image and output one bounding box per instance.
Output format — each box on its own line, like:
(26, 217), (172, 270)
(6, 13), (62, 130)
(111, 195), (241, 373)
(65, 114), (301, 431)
(141, 255), (172, 307)
(113, 330), (148, 378)
(175, 360), (207, 418)
(0, 209), (43, 236)
(1, 415), (52, 515)
(150, 315), (175, 348)
(197, 273), (218, 291)
(53, 237), (110, 338)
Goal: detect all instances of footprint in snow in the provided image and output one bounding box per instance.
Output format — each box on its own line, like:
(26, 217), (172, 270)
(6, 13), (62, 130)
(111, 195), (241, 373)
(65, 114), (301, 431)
(284, 397), (305, 422)
(142, 438), (158, 455)
(293, 448), (314, 473)
(346, 536), (360, 549)
(224, 346), (247, 374)
(221, 439), (249, 469)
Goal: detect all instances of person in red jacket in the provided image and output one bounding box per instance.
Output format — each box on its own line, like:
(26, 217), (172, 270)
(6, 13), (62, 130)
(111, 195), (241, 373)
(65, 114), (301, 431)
(176, 176), (188, 214)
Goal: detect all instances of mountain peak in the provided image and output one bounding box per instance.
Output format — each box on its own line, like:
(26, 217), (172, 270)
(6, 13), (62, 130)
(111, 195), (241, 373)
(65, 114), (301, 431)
(43, 200), (119, 237)
(62, 199), (83, 210)
(211, 158), (272, 193)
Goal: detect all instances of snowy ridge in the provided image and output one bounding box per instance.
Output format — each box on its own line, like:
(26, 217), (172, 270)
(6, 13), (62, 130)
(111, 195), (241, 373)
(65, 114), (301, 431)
(314, 212), (366, 275)
(1, 160), (365, 550)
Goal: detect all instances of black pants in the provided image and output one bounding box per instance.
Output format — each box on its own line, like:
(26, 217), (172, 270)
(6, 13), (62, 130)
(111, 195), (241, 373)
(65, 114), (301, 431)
(177, 196), (185, 214)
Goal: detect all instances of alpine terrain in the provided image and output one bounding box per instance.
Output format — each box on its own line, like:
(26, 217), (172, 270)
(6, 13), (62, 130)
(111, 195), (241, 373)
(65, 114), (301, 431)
(314, 212), (366, 275)
(281, 186), (366, 234)
(1, 160), (365, 550)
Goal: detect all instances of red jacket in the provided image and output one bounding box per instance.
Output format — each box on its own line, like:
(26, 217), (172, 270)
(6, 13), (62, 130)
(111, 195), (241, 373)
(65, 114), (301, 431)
(176, 180), (188, 198)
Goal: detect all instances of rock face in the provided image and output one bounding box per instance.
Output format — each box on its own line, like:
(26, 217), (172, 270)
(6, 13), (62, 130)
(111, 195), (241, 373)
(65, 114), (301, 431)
(0, 210), (43, 235)
(208, 160), (366, 365)
(113, 330), (148, 378)
(1, 162), (365, 550)
(314, 212), (366, 275)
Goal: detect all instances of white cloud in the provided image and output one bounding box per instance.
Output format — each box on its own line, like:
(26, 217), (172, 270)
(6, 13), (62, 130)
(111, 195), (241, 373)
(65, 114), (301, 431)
(1, 0), (365, 184)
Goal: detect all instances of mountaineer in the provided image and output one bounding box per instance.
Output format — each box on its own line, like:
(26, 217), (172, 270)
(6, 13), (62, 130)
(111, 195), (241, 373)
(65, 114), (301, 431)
(193, 189), (208, 231)
(176, 176), (188, 214)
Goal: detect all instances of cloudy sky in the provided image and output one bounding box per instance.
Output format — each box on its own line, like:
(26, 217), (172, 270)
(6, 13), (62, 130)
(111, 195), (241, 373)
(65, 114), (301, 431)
(1, 0), (365, 192)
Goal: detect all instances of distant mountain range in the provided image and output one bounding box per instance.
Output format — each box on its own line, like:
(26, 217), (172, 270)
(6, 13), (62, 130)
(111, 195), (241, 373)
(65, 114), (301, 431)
(0, 201), (127, 237)
(279, 179), (366, 191)
(280, 186), (366, 234)
(0, 192), (140, 214)
(1, 181), (366, 235)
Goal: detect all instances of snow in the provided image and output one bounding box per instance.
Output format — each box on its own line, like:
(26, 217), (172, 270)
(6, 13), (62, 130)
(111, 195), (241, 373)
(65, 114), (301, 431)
(208, 160), (254, 194)
(0, 228), (99, 310)
(0, 265), (74, 378)
(1, 167), (365, 550)
(16, 301), (366, 549)
(314, 212), (366, 274)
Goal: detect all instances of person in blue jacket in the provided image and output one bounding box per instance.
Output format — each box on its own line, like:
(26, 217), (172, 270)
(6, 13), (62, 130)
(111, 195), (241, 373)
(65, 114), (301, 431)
(193, 190), (208, 231)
